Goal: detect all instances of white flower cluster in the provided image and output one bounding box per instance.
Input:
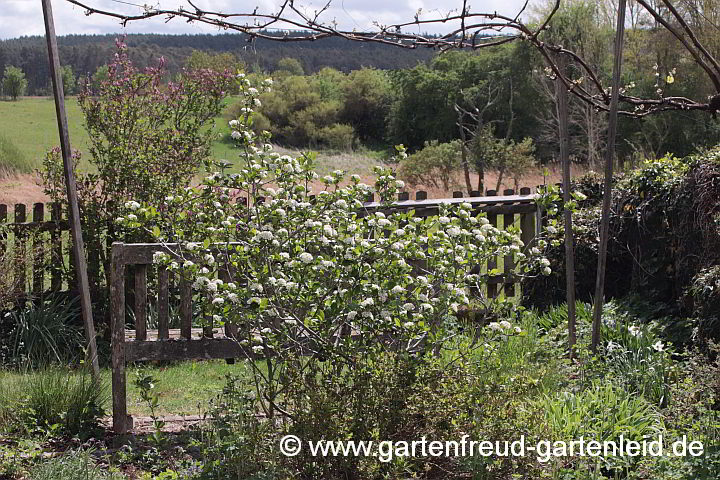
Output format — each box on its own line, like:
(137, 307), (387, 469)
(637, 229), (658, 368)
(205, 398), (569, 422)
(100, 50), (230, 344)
(117, 75), (550, 358)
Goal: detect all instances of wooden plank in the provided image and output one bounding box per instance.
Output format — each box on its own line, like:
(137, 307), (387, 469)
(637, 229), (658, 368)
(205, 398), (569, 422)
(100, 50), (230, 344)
(32, 203), (46, 299)
(503, 189), (516, 297)
(134, 264), (147, 341)
(179, 277), (192, 340)
(0, 204), (6, 265)
(50, 203), (62, 292)
(110, 242), (128, 434)
(157, 267), (169, 340)
(486, 192), (498, 299)
(125, 337), (252, 363)
(218, 265), (238, 340)
(14, 204), (26, 297)
(364, 203), (537, 219)
(367, 193), (538, 210)
(125, 330), (403, 363)
(520, 212), (536, 252)
(203, 293), (214, 339)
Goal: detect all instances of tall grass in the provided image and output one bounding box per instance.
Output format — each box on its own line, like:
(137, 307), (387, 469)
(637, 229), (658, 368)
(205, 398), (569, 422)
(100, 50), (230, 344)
(541, 382), (664, 472)
(0, 133), (33, 177)
(0, 368), (107, 437)
(3, 297), (83, 369)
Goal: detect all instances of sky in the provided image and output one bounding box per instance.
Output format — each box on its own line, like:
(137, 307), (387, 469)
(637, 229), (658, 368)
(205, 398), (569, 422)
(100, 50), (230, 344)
(1, 0), (533, 40)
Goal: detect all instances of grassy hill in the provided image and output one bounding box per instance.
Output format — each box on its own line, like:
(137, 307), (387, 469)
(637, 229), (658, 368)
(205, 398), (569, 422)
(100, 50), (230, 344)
(0, 98), (88, 173)
(0, 96), (382, 179)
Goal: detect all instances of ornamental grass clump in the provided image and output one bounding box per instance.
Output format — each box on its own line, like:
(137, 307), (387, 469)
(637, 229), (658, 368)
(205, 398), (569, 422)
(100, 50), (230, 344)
(118, 75), (549, 475)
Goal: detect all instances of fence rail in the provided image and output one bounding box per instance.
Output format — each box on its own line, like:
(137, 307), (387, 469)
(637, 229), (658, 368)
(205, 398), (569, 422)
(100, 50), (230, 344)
(0, 202), (73, 303)
(0, 188), (540, 306)
(108, 191), (540, 433)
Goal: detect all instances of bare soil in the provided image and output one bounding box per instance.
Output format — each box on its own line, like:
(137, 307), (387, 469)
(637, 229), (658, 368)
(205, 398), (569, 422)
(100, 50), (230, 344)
(0, 173), (49, 205)
(0, 164), (588, 207)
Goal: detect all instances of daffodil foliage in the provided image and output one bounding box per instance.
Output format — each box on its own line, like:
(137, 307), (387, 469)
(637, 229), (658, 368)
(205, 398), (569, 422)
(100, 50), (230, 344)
(118, 76), (550, 418)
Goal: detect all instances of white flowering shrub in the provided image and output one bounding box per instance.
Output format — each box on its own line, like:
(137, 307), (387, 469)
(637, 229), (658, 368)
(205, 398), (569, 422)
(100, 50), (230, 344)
(119, 76), (549, 419)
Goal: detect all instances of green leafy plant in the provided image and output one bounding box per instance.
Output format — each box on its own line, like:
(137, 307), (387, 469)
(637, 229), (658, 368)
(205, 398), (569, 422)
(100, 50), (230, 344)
(2, 298), (83, 369)
(397, 139), (463, 191)
(116, 74), (549, 478)
(196, 373), (283, 479)
(134, 370), (166, 447)
(541, 382), (664, 472)
(39, 40), (234, 320)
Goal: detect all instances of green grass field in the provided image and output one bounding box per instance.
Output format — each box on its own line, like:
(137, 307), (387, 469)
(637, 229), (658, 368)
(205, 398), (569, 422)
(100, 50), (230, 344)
(0, 360), (244, 417)
(0, 96), (381, 178)
(0, 98), (89, 173)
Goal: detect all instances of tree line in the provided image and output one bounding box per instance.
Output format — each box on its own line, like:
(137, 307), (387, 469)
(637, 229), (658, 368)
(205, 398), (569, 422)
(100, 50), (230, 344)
(0, 32), (432, 96)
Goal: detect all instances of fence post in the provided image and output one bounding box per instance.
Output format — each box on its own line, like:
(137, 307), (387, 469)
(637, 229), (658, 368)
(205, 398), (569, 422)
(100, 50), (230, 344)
(503, 189), (516, 297)
(134, 264), (147, 341)
(486, 191), (498, 298)
(32, 203), (45, 300)
(14, 204), (27, 298)
(111, 242), (129, 434)
(180, 277), (192, 340)
(0, 204), (6, 267)
(50, 203), (63, 292)
(157, 266), (170, 340)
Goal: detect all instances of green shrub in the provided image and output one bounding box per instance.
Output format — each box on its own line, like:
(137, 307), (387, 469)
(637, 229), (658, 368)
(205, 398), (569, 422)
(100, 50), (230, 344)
(688, 266), (720, 344)
(523, 150), (720, 347)
(196, 373), (286, 479)
(397, 139), (463, 191)
(28, 449), (124, 480)
(636, 345), (720, 479)
(315, 123), (355, 151)
(1, 297), (83, 368)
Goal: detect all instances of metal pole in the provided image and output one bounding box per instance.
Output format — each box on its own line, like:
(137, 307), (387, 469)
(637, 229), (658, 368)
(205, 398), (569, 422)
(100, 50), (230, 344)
(591, 0), (627, 352)
(41, 0), (100, 376)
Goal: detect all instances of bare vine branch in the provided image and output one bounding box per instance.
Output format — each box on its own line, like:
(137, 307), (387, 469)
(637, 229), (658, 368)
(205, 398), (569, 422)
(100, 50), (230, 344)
(64, 0), (720, 117)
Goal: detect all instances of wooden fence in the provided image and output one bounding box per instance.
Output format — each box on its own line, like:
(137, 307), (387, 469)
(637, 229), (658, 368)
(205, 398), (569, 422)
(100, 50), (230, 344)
(0, 202), (71, 303)
(0, 188), (540, 305)
(109, 190), (540, 433)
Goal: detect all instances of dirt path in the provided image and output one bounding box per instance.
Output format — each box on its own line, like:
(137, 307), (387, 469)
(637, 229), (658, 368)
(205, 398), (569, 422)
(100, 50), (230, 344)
(0, 165), (581, 208)
(0, 173), (49, 205)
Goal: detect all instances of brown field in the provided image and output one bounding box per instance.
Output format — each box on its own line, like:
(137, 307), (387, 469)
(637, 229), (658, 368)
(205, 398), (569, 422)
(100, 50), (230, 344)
(0, 163), (592, 207)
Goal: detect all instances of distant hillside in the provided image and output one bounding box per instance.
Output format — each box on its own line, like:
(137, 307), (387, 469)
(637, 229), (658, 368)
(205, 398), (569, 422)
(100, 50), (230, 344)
(0, 33), (435, 95)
